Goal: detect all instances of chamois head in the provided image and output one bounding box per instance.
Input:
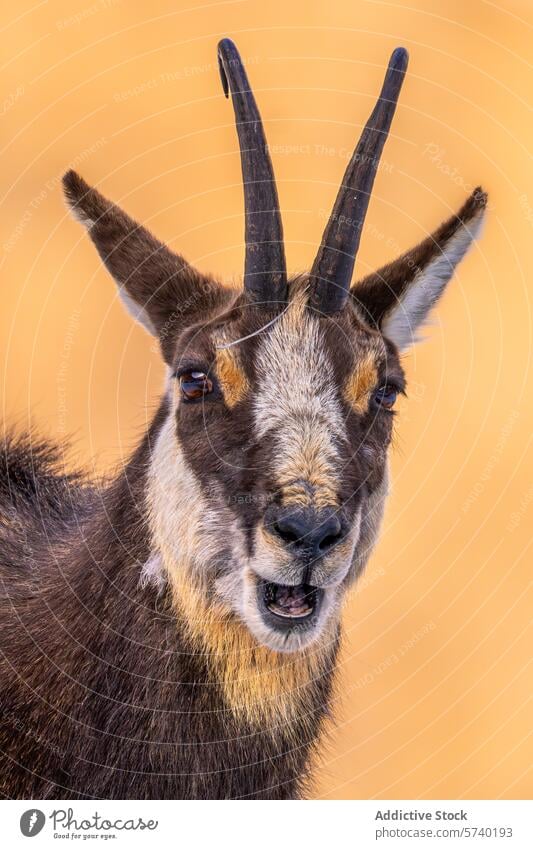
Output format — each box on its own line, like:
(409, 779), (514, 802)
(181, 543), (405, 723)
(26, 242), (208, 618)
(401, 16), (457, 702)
(63, 39), (486, 653)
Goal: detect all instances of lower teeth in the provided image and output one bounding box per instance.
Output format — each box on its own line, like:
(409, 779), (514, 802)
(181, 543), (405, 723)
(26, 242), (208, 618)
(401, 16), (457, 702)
(264, 583), (316, 619)
(269, 603), (311, 618)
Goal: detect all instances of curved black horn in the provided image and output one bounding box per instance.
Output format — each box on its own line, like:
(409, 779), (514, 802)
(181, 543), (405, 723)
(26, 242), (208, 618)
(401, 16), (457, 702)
(217, 38), (287, 305)
(309, 48), (409, 314)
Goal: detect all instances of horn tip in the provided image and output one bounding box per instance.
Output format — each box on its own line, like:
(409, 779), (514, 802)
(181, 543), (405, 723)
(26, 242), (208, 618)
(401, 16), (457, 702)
(217, 38), (242, 98)
(390, 46), (409, 73)
(217, 37), (237, 55)
(217, 40), (231, 98)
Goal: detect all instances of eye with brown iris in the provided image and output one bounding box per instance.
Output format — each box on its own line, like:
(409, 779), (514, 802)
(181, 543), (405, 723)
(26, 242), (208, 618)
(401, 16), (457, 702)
(179, 371), (213, 401)
(373, 384), (398, 410)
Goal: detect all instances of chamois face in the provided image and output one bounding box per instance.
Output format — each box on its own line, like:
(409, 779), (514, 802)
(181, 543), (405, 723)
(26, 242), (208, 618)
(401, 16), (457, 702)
(159, 278), (403, 651)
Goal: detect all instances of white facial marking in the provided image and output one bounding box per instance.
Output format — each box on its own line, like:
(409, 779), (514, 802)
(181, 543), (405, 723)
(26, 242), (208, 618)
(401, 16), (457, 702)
(253, 287), (346, 508)
(147, 380), (246, 603)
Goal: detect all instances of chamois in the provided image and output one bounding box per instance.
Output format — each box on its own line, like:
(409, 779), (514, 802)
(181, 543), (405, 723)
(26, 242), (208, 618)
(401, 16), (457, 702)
(0, 39), (486, 799)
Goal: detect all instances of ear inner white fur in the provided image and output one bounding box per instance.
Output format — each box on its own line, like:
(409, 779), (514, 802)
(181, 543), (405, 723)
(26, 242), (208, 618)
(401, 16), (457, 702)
(118, 288), (157, 336)
(381, 209), (485, 351)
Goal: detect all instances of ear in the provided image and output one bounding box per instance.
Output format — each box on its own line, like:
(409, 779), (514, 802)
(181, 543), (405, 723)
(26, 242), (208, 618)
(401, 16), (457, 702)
(352, 188), (487, 350)
(63, 170), (227, 359)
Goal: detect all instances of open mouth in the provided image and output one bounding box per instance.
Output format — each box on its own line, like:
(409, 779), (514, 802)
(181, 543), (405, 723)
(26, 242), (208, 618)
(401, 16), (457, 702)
(258, 580), (324, 631)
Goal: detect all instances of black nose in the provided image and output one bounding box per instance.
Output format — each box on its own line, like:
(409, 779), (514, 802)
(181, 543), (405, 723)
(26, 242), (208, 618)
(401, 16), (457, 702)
(268, 506), (344, 555)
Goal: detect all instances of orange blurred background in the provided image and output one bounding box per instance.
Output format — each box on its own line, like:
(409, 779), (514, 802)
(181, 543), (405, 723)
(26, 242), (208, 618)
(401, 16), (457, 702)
(1, 0), (531, 799)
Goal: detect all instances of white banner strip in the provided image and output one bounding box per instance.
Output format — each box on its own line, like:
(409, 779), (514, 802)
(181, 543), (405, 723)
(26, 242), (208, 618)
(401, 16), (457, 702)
(1, 799), (532, 848)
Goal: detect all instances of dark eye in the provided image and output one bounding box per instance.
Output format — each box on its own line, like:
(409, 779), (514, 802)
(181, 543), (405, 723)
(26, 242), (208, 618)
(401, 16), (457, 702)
(373, 384), (398, 410)
(179, 371), (213, 401)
